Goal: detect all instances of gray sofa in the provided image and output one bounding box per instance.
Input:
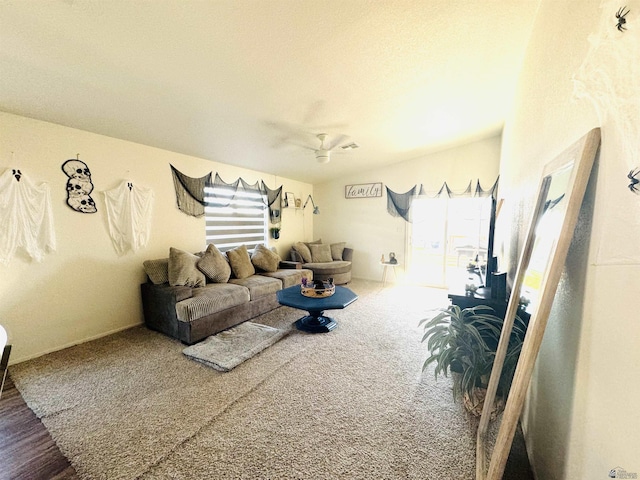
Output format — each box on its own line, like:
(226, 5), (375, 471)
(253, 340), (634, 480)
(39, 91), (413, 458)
(141, 247), (312, 345)
(289, 241), (353, 284)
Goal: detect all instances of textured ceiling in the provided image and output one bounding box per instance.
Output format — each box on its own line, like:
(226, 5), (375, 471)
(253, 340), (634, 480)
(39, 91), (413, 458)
(0, 0), (540, 184)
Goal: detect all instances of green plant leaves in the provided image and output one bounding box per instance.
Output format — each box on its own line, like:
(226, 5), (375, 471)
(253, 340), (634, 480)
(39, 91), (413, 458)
(419, 304), (527, 401)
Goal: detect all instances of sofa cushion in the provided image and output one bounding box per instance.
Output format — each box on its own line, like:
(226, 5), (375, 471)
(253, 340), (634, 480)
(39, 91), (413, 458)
(330, 242), (346, 261)
(175, 283), (250, 322)
(229, 275), (281, 300)
(251, 244), (280, 272)
(197, 243), (231, 283)
(227, 244), (256, 279)
(169, 248), (206, 287)
(289, 250), (302, 263)
(293, 242), (312, 263)
(304, 260), (352, 275)
(309, 244), (333, 263)
(143, 258), (169, 285)
(305, 238), (322, 248)
(259, 268), (313, 288)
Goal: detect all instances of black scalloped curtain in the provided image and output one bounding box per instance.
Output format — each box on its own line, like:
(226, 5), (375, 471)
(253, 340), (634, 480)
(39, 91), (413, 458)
(170, 164), (212, 217)
(386, 177), (498, 222)
(386, 185), (424, 223)
(207, 173), (282, 210)
(206, 174), (283, 224)
(170, 167), (283, 217)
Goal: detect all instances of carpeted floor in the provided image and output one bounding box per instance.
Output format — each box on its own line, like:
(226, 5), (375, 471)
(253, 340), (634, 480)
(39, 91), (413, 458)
(9, 280), (528, 479)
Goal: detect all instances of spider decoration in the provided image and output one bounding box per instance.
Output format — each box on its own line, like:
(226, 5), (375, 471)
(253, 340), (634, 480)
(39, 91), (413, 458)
(628, 168), (640, 193)
(616, 6), (630, 32)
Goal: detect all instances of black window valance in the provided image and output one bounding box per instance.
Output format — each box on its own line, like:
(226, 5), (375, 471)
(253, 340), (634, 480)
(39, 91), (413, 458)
(207, 173), (282, 210)
(386, 177), (499, 222)
(207, 175), (282, 226)
(170, 164), (212, 217)
(170, 165), (283, 218)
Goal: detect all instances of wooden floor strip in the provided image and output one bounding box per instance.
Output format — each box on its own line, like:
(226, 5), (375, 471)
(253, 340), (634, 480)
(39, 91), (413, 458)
(0, 375), (78, 480)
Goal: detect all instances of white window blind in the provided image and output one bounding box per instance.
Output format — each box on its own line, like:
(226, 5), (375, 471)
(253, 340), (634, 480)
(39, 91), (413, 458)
(204, 184), (268, 252)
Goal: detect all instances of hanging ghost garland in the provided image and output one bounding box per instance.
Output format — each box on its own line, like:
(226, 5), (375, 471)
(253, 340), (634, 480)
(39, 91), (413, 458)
(61, 158), (97, 213)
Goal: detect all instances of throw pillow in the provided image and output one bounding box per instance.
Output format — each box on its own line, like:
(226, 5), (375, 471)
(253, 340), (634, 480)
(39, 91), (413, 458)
(293, 241), (312, 263)
(168, 247), (206, 287)
(227, 244), (255, 279)
(305, 238), (322, 248)
(251, 244), (280, 272)
(309, 243), (333, 263)
(197, 243), (231, 283)
(143, 258), (170, 285)
(330, 242), (346, 261)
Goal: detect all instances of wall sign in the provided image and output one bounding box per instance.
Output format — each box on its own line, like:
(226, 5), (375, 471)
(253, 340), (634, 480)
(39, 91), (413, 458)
(345, 182), (383, 199)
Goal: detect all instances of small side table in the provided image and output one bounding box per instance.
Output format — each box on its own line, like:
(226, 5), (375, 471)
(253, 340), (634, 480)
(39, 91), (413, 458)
(380, 262), (399, 286)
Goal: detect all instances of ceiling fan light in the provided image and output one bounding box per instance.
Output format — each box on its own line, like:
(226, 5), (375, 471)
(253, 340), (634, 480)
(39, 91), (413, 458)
(316, 152), (330, 163)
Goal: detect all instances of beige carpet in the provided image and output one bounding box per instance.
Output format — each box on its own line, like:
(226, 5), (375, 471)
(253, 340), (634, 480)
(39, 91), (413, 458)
(10, 280), (514, 480)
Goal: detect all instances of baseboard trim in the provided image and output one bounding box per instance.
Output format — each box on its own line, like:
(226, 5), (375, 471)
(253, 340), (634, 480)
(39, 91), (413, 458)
(9, 322), (143, 365)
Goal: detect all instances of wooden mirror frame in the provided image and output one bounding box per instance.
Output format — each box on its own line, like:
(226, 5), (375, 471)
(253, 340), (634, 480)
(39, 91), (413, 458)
(476, 128), (601, 480)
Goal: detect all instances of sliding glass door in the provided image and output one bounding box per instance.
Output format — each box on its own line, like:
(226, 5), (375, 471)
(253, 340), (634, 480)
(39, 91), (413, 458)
(407, 196), (492, 288)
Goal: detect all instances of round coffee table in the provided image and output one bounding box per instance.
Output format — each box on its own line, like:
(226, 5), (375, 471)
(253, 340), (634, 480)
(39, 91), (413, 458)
(276, 285), (358, 333)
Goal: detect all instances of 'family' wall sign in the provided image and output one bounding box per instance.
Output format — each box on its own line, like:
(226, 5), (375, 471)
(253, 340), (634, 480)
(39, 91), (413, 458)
(345, 182), (383, 199)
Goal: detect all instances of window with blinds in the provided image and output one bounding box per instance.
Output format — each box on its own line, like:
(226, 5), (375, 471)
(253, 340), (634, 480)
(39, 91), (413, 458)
(204, 184), (268, 252)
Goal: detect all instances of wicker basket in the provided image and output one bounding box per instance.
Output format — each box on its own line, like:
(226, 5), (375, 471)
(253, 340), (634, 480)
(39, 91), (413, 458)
(301, 284), (335, 298)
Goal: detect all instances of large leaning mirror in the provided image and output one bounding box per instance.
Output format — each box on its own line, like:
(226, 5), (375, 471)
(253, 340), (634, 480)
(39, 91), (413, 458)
(476, 128), (601, 480)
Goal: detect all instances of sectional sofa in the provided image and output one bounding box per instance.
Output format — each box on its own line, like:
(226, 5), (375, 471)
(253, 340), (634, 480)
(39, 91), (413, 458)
(141, 244), (312, 344)
(288, 241), (353, 284)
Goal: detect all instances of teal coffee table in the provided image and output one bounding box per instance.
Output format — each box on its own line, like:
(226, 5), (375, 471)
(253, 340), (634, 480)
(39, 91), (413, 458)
(276, 285), (358, 333)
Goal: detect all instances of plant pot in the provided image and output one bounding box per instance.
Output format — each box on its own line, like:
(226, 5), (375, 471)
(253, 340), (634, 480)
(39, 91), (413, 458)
(462, 387), (505, 420)
(450, 361), (464, 374)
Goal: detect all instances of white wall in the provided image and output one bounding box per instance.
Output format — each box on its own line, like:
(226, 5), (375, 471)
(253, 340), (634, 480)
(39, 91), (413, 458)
(501, 1), (640, 478)
(314, 135), (501, 282)
(0, 111), (313, 364)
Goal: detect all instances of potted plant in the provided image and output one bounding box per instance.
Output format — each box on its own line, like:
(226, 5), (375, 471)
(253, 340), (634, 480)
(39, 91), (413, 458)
(270, 226), (280, 240)
(420, 304), (527, 418)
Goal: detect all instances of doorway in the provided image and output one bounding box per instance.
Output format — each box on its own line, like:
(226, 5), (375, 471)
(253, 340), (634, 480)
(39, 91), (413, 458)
(407, 196), (492, 288)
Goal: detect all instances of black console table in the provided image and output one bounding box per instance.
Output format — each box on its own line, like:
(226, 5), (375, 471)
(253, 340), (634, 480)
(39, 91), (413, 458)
(448, 284), (531, 330)
(447, 286), (508, 319)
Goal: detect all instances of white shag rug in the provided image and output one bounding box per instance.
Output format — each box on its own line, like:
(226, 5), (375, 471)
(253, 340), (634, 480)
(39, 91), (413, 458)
(182, 322), (288, 372)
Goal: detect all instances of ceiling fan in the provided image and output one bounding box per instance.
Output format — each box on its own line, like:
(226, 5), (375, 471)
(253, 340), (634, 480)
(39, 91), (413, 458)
(309, 133), (357, 164)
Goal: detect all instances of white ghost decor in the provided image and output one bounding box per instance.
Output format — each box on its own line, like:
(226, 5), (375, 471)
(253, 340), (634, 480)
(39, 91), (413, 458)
(0, 168), (56, 264)
(61, 158), (97, 213)
(102, 180), (154, 255)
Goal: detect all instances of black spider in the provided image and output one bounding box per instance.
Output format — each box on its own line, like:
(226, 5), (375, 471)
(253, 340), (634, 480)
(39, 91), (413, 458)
(616, 6), (630, 32)
(628, 168), (639, 193)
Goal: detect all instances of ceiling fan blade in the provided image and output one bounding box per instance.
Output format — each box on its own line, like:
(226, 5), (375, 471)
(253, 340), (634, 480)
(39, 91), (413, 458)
(301, 100), (325, 124)
(327, 134), (350, 150)
(287, 141), (316, 151)
(264, 120), (318, 150)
